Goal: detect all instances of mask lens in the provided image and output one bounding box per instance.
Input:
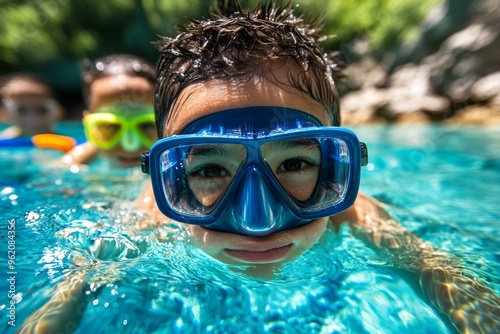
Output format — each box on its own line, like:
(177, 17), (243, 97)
(136, 120), (157, 143)
(261, 138), (321, 202)
(93, 121), (122, 142)
(83, 113), (124, 149)
(160, 143), (247, 217)
(262, 136), (351, 210)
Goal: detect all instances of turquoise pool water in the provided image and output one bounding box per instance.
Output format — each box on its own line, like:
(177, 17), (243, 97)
(0, 124), (498, 333)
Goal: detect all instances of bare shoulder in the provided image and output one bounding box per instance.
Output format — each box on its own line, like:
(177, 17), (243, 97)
(330, 192), (391, 227)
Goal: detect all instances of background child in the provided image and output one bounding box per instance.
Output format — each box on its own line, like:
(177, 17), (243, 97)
(61, 54), (157, 168)
(0, 73), (63, 138)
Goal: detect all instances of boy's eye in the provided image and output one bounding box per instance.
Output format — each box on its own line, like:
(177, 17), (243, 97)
(13, 103), (54, 116)
(186, 163), (234, 207)
(278, 159), (306, 172)
(16, 105), (29, 115)
(99, 122), (120, 131)
(137, 122), (157, 140)
(37, 106), (50, 115)
(197, 165), (228, 178)
(138, 122), (155, 132)
(95, 122), (121, 140)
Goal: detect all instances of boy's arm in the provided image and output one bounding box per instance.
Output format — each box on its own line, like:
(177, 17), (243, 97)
(17, 272), (91, 334)
(60, 141), (98, 166)
(17, 230), (150, 333)
(332, 193), (500, 334)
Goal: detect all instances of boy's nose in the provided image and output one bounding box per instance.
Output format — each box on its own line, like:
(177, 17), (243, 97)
(231, 167), (282, 236)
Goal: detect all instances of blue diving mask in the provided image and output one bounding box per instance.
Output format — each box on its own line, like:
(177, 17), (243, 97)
(142, 106), (368, 236)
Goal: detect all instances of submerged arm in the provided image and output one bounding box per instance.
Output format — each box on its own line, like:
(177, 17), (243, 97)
(332, 193), (500, 334)
(18, 228), (152, 333)
(17, 272), (91, 334)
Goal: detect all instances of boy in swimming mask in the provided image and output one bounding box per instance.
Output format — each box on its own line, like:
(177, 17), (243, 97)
(61, 54), (157, 168)
(140, 0), (500, 330)
(19, 1), (499, 333)
(0, 74), (63, 138)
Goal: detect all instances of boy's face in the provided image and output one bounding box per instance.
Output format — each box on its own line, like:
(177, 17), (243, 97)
(165, 71), (332, 266)
(86, 75), (155, 168)
(3, 80), (60, 136)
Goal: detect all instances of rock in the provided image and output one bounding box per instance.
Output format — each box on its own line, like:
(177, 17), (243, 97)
(343, 57), (387, 91)
(339, 0), (500, 124)
(340, 88), (387, 123)
(446, 105), (500, 124)
(471, 72), (500, 102)
(389, 64), (432, 94)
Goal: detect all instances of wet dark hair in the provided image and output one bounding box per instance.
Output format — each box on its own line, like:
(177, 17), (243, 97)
(82, 54), (156, 106)
(155, 0), (343, 137)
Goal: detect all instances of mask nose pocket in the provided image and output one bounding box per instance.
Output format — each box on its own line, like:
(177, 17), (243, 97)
(231, 167), (283, 235)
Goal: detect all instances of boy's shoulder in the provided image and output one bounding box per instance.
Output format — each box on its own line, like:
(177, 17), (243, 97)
(330, 192), (391, 228)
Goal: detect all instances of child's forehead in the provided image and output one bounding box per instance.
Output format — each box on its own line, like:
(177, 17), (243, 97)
(165, 78), (331, 136)
(88, 75), (153, 111)
(2, 80), (52, 98)
(90, 75), (153, 95)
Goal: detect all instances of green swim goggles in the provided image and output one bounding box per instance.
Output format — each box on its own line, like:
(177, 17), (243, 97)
(83, 103), (157, 151)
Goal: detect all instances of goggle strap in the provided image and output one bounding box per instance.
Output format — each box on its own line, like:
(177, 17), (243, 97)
(360, 142), (368, 166)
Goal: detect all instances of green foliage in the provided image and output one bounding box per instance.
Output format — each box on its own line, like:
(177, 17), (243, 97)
(143, 0), (212, 35)
(0, 0), (443, 73)
(1, 2), (69, 65)
(368, 0), (444, 54)
(294, 0), (444, 56)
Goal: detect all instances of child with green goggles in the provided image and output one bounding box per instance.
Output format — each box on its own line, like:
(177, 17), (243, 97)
(61, 54), (157, 168)
(83, 103), (156, 151)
